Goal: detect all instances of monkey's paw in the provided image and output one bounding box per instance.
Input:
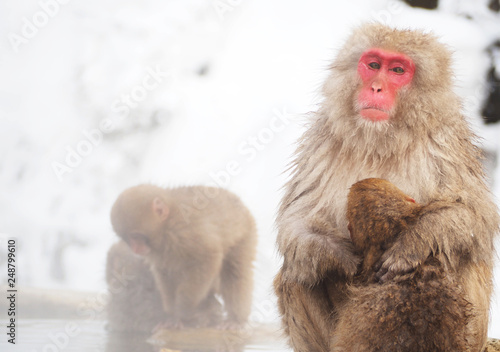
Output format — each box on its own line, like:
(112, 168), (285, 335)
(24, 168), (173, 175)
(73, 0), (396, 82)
(374, 236), (430, 283)
(283, 234), (360, 285)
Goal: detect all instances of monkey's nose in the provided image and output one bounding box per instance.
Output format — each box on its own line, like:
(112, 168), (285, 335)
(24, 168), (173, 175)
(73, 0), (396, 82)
(371, 83), (383, 93)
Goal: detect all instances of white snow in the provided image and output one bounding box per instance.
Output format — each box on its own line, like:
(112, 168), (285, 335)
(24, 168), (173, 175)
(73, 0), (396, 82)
(0, 0), (499, 338)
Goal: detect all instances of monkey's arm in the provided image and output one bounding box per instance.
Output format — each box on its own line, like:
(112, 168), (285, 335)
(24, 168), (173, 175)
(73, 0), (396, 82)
(172, 253), (223, 320)
(277, 218), (360, 285)
(150, 269), (175, 315)
(376, 200), (493, 282)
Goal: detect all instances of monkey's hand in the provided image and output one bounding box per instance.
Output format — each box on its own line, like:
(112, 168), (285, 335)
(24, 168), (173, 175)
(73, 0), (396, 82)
(374, 228), (431, 283)
(375, 199), (485, 283)
(280, 231), (360, 286)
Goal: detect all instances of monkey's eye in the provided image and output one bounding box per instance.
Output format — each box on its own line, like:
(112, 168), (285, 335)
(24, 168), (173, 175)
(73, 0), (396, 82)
(368, 62), (380, 69)
(390, 67), (405, 74)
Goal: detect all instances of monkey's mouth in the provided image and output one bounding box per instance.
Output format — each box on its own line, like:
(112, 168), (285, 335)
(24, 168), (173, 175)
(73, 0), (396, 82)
(360, 107), (390, 122)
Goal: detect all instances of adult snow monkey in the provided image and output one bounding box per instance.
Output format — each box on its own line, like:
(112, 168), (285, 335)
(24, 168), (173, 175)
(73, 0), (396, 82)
(274, 24), (499, 352)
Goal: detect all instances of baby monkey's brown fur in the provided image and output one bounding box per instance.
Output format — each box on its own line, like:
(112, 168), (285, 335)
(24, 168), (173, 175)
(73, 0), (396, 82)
(347, 178), (422, 282)
(333, 178), (471, 352)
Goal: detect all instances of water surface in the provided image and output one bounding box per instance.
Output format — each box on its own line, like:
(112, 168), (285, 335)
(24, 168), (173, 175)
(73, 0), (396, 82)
(0, 319), (290, 352)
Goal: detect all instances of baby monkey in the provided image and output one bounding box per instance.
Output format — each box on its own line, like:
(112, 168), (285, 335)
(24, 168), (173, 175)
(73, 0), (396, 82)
(332, 178), (471, 352)
(347, 178), (422, 283)
(110, 185), (257, 331)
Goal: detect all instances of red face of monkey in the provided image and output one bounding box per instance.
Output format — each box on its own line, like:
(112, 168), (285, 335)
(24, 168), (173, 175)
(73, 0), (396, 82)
(357, 49), (415, 122)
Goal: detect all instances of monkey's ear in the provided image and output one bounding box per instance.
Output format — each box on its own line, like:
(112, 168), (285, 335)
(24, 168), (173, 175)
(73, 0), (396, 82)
(152, 197), (170, 221)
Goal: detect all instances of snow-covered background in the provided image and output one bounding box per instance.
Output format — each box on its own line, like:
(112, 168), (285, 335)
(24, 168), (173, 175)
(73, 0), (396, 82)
(1, 0), (499, 338)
